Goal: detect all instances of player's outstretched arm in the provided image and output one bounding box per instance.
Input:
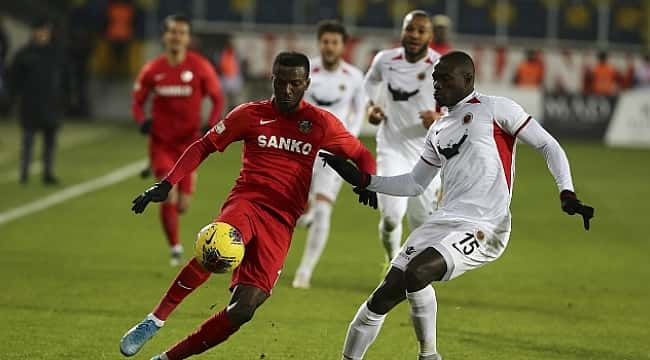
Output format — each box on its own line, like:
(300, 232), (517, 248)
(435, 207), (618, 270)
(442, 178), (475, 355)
(320, 154), (438, 197)
(131, 136), (217, 214)
(517, 119), (595, 230)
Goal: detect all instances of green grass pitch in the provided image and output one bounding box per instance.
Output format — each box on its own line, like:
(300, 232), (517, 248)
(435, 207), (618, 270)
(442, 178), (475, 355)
(0, 121), (648, 359)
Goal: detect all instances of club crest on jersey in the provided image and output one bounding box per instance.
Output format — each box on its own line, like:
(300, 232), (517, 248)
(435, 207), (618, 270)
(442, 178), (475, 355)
(298, 120), (312, 134)
(339, 83), (346, 92)
(181, 70), (193, 82)
(463, 112), (473, 124)
(476, 230), (485, 241)
(417, 72), (426, 81)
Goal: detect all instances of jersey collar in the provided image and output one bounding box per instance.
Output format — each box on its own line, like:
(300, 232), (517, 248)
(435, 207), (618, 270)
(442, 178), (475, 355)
(448, 90), (479, 112)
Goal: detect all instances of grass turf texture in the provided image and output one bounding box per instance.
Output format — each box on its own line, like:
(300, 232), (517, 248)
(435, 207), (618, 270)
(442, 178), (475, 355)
(0, 120), (648, 359)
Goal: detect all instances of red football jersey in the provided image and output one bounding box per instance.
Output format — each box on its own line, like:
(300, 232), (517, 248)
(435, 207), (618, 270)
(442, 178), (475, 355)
(164, 99), (376, 226)
(132, 51), (224, 145)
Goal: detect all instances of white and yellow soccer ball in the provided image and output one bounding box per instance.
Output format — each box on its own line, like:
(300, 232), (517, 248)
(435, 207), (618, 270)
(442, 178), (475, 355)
(194, 222), (245, 273)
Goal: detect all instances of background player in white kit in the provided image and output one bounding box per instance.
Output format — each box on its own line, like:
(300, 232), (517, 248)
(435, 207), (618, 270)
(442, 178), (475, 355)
(321, 51), (594, 360)
(292, 20), (366, 289)
(365, 10), (442, 266)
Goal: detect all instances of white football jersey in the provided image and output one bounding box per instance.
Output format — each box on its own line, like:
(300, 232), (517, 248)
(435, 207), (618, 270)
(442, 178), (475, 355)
(305, 57), (366, 136)
(365, 47), (441, 160)
(422, 91), (532, 229)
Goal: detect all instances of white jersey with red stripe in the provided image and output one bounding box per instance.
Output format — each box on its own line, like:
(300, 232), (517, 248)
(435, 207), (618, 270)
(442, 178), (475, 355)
(365, 47), (441, 160)
(306, 57), (366, 137)
(421, 91), (531, 230)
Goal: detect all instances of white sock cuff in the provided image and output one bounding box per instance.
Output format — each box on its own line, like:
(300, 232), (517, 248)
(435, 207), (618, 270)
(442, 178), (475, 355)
(147, 313), (165, 327)
(407, 285), (436, 303)
(170, 244), (184, 254)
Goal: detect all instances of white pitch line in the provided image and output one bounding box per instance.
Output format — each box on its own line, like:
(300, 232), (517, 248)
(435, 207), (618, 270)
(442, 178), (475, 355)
(0, 158), (147, 226)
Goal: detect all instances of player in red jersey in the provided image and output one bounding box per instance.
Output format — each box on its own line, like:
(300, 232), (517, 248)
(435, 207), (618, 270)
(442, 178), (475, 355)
(119, 52), (377, 360)
(132, 14), (224, 266)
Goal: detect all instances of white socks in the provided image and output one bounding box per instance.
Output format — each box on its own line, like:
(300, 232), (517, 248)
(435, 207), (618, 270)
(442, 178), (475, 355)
(147, 313), (165, 327)
(295, 201), (333, 281)
(379, 218), (402, 261)
(407, 286), (438, 357)
(341, 302), (386, 360)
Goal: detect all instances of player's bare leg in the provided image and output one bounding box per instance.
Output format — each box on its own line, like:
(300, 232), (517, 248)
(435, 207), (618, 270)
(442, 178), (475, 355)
(293, 193), (334, 288)
(154, 284), (269, 360)
(120, 258), (211, 356)
(342, 248), (446, 360)
(161, 186), (183, 266)
(177, 192), (191, 214)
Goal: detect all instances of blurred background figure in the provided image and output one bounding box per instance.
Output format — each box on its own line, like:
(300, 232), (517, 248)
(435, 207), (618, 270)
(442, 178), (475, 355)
(10, 18), (66, 185)
(584, 51), (620, 96)
(513, 49), (544, 88)
(104, 0), (136, 78)
(634, 52), (650, 87)
(215, 36), (243, 111)
(0, 16), (9, 115)
(429, 14), (451, 55)
(65, 1), (97, 117)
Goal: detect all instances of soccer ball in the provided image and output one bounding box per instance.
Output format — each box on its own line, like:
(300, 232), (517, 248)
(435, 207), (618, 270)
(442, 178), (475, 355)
(194, 222), (245, 273)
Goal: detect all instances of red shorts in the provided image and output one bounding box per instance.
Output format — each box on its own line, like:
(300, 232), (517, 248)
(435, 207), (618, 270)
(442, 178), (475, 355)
(150, 141), (196, 194)
(216, 199), (294, 295)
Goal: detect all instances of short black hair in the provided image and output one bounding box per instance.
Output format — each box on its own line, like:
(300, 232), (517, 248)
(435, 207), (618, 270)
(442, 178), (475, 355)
(32, 17), (53, 29)
(162, 14), (191, 32)
(316, 19), (348, 42)
(440, 51), (475, 76)
(273, 52), (310, 77)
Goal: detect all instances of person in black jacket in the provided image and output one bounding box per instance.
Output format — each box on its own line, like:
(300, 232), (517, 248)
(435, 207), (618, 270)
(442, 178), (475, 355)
(10, 18), (66, 185)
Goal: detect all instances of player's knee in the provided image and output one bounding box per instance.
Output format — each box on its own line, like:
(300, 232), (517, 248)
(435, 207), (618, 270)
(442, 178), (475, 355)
(404, 265), (432, 292)
(227, 303), (258, 326)
(177, 194), (191, 213)
(380, 215), (400, 232)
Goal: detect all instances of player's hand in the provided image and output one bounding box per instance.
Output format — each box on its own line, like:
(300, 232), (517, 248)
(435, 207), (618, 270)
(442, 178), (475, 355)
(131, 180), (172, 214)
(139, 119), (153, 135)
(319, 153), (370, 188)
(420, 110), (442, 129)
(368, 105), (386, 125)
(353, 187), (378, 209)
(560, 190), (595, 231)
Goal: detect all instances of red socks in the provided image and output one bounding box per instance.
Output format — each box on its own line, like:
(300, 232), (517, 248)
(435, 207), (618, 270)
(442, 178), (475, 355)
(153, 258), (211, 320)
(160, 202), (179, 247)
(165, 310), (240, 360)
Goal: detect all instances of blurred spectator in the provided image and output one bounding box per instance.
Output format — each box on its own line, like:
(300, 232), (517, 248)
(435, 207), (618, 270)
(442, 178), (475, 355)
(584, 51), (620, 96)
(216, 37), (243, 110)
(104, 0), (135, 77)
(513, 49), (544, 88)
(0, 17), (9, 115)
(429, 14), (452, 55)
(66, 2), (97, 117)
(10, 18), (66, 185)
(634, 53), (650, 88)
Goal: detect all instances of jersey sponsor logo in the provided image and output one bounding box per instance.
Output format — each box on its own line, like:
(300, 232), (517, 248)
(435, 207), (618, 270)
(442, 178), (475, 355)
(463, 112), (473, 124)
(405, 246), (416, 255)
(180, 70), (193, 82)
(257, 135), (313, 155)
(155, 85), (193, 96)
(260, 118), (277, 125)
(387, 83), (419, 101)
(437, 131), (469, 160)
(311, 94), (341, 107)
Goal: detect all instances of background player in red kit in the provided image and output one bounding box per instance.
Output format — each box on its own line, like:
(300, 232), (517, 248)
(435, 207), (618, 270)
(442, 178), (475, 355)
(120, 52), (376, 360)
(132, 14), (224, 266)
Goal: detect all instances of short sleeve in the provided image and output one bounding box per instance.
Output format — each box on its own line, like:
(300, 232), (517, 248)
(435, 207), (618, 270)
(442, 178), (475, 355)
(205, 104), (249, 152)
(492, 96), (532, 136)
(420, 129), (442, 168)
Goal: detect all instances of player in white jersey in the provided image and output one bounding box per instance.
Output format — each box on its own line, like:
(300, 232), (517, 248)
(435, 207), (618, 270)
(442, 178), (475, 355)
(292, 20), (366, 289)
(321, 51), (594, 360)
(364, 10), (442, 265)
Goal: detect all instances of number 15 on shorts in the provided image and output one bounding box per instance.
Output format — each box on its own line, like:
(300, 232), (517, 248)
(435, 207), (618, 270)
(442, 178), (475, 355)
(452, 232), (480, 255)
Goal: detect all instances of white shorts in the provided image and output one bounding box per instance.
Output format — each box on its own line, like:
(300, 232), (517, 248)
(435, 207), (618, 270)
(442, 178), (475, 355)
(310, 158), (344, 201)
(391, 218), (511, 281)
(376, 150), (440, 228)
